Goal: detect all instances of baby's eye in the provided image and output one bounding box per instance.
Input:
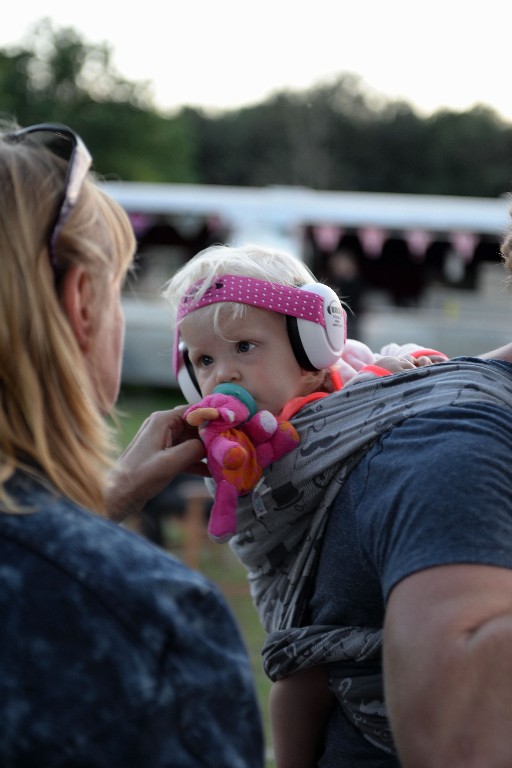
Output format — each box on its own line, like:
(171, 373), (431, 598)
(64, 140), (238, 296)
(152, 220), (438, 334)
(198, 354), (214, 368)
(237, 341), (255, 354)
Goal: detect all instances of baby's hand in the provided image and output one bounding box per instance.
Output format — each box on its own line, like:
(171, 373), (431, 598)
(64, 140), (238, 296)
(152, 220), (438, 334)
(410, 352), (448, 367)
(378, 352), (447, 374)
(377, 355), (417, 374)
(346, 347), (449, 386)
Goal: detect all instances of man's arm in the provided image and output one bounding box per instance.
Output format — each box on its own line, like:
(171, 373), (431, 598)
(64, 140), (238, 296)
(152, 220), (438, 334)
(480, 342), (512, 360)
(384, 563), (512, 767)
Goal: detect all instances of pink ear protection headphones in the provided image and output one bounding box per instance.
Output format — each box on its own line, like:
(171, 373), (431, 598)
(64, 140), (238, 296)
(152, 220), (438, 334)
(173, 274), (347, 404)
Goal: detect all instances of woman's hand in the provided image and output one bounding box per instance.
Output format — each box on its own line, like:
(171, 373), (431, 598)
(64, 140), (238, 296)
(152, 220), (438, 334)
(106, 406), (207, 522)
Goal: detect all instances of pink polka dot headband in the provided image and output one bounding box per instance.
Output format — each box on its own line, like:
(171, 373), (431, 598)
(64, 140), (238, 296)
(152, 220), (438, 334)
(176, 274), (327, 325)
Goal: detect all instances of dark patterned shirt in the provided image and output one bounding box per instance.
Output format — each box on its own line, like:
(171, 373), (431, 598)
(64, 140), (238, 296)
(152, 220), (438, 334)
(0, 473), (263, 767)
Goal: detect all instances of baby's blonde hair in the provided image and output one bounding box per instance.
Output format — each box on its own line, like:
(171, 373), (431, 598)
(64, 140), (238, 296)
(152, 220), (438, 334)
(165, 243), (317, 322)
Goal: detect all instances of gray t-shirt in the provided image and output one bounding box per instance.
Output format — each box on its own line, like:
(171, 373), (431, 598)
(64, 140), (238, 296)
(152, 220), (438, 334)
(310, 399), (512, 767)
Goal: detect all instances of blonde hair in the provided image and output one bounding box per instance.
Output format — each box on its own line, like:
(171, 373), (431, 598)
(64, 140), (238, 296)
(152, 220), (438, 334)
(164, 243), (318, 323)
(0, 126), (136, 514)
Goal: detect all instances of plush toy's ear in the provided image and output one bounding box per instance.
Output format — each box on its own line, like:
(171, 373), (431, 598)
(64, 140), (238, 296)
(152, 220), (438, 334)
(186, 407), (219, 426)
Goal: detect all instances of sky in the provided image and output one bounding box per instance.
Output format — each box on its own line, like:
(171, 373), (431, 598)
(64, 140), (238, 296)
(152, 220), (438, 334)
(2, 1), (511, 121)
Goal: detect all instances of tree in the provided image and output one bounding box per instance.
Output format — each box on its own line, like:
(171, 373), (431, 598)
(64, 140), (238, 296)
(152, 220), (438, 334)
(0, 18), (197, 182)
(422, 106), (512, 197)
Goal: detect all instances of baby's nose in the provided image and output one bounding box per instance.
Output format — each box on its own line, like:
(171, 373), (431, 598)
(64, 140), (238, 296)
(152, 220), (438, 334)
(215, 365), (241, 384)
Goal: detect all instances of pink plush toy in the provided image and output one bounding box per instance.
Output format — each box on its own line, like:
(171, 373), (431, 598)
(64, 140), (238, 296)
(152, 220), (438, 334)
(184, 384), (300, 542)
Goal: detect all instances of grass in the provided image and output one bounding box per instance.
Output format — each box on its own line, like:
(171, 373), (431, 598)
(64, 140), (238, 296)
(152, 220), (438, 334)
(115, 386), (275, 767)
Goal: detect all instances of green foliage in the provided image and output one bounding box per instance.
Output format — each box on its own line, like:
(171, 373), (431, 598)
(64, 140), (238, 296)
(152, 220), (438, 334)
(76, 103), (198, 183)
(0, 19), (198, 183)
(1, 19), (512, 197)
(421, 107), (512, 196)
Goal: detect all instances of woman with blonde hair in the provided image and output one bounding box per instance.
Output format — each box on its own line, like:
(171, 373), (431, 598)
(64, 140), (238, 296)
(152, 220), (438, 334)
(0, 122), (263, 767)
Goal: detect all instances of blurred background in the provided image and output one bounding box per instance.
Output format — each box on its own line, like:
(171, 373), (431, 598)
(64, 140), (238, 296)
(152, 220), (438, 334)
(3, 7), (512, 763)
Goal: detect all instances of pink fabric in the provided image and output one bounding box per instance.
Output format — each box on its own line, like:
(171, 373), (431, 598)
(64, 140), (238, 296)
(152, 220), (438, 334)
(177, 274), (327, 326)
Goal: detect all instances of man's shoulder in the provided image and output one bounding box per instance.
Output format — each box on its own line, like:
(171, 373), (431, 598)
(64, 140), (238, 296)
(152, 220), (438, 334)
(350, 397), (512, 522)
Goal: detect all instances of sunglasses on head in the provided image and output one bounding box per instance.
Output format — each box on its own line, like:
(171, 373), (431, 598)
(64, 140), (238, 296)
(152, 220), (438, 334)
(5, 122), (92, 273)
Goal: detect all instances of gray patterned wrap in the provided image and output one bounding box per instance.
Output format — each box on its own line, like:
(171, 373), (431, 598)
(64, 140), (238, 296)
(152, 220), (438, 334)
(228, 358), (512, 751)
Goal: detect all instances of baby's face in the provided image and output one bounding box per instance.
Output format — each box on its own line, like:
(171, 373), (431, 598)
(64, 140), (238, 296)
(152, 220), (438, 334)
(180, 304), (311, 414)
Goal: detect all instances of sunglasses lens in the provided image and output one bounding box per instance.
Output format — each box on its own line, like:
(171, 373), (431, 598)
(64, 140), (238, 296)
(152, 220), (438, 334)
(32, 131), (75, 162)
